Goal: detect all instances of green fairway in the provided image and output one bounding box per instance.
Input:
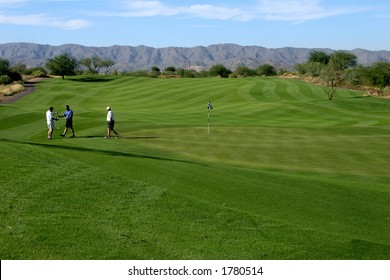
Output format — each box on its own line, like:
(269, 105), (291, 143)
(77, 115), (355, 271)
(1, 76), (389, 259)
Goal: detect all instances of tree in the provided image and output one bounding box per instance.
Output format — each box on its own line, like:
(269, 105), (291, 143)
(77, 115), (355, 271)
(329, 51), (357, 70)
(321, 51), (357, 100)
(0, 58), (22, 84)
(307, 62), (325, 77)
(179, 69), (196, 78)
(346, 65), (366, 86)
(0, 75), (12, 85)
(364, 62), (390, 89)
(80, 57), (96, 74)
(295, 61), (325, 77)
(308, 51), (330, 64)
(295, 63), (307, 75)
(234, 66), (256, 77)
(46, 53), (78, 79)
(80, 56), (115, 75)
(209, 64), (231, 78)
(24, 66), (47, 77)
(256, 64), (277, 76)
(10, 63), (27, 75)
(321, 65), (342, 100)
(149, 66), (161, 78)
(99, 59), (115, 75)
(0, 58), (10, 76)
(0, 58), (11, 85)
(164, 66), (176, 73)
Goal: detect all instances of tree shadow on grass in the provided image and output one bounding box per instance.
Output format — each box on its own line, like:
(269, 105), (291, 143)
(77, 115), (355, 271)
(67, 76), (114, 83)
(55, 135), (103, 139)
(122, 136), (160, 140)
(73, 136), (160, 140)
(0, 138), (200, 166)
(350, 95), (371, 99)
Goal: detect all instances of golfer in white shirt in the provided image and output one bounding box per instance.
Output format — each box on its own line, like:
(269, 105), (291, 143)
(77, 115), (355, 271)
(105, 106), (120, 139)
(46, 106), (58, 139)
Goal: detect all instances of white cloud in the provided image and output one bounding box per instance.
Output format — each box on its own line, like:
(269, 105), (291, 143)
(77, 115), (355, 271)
(0, 0), (27, 8)
(0, 0), (91, 29)
(253, 0), (372, 22)
(376, 13), (390, 19)
(183, 4), (247, 21)
(106, 0), (250, 20)
(1, 0), (374, 31)
(104, 0), (373, 23)
(120, 0), (178, 16)
(53, 18), (91, 30)
(0, 0), (26, 4)
(0, 13), (90, 29)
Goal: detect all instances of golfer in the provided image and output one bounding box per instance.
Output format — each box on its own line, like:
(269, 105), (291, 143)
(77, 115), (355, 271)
(60, 105), (75, 137)
(46, 106), (58, 140)
(105, 106), (120, 139)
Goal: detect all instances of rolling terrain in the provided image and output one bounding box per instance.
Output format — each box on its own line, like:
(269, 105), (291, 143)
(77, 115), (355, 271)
(0, 76), (389, 259)
(1, 42), (390, 71)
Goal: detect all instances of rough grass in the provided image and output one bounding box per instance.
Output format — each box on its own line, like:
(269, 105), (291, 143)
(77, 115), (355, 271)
(0, 83), (24, 96)
(0, 76), (389, 260)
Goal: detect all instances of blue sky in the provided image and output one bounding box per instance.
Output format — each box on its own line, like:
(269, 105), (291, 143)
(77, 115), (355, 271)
(0, 0), (389, 50)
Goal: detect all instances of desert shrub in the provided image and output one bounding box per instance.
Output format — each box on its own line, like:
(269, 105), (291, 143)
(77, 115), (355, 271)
(0, 83), (24, 96)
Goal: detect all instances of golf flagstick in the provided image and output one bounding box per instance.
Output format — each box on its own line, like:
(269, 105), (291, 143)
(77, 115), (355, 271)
(208, 110), (210, 135)
(207, 101), (213, 135)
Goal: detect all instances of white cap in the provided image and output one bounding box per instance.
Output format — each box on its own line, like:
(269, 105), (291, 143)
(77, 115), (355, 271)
(106, 106), (110, 110)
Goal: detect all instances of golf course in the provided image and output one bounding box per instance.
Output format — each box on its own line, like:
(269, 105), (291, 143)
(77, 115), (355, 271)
(0, 75), (389, 259)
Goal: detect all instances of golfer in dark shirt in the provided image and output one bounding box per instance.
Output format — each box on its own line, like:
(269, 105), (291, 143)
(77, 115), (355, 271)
(60, 105), (75, 137)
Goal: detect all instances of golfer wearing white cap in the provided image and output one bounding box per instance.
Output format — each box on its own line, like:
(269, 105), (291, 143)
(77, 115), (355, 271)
(105, 106), (120, 139)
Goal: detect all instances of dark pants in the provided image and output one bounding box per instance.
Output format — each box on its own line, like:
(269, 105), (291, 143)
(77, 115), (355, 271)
(107, 120), (115, 129)
(66, 119), (73, 129)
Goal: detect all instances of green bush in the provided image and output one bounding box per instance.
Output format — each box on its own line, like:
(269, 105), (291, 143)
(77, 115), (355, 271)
(8, 71), (22, 82)
(32, 69), (47, 77)
(0, 75), (12, 85)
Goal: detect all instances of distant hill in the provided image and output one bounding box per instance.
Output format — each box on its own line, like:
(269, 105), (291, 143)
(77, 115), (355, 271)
(1, 43), (389, 72)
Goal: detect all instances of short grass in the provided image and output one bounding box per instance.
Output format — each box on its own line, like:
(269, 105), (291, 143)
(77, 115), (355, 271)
(1, 76), (389, 259)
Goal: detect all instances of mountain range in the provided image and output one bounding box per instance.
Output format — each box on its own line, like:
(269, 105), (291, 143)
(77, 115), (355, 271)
(1, 42), (389, 72)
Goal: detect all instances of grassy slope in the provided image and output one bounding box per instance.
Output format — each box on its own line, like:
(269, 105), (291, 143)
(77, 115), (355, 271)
(0, 76), (389, 259)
